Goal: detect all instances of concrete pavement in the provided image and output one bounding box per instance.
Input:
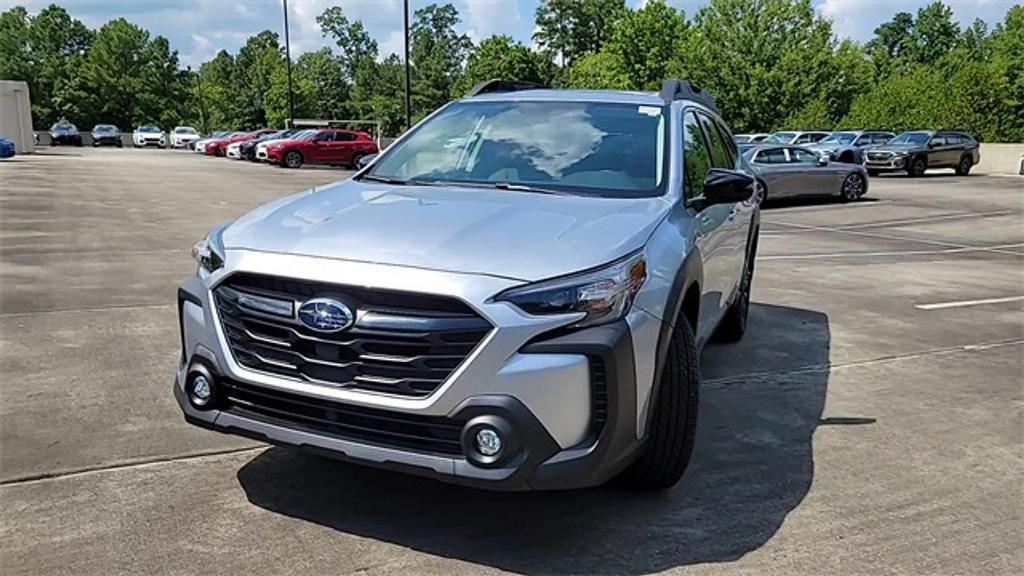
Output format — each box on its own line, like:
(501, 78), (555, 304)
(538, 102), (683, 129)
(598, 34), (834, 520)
(1, 149), (1021, 575)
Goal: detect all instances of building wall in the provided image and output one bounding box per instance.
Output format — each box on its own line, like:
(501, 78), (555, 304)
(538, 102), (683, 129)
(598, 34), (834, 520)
(0, 80), (35, 154)
(977, 143), (1024, 176)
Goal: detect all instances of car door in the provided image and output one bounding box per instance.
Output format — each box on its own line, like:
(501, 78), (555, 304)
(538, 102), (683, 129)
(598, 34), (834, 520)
(308, 131), (334, 163)
(682, 110), (731, 343)
(787, 147), (840, 196)
(751, 147), (789, 197)
(699, 112), (751, 304)
(927, 134), (952, 167)
(332, 131), (358, 164)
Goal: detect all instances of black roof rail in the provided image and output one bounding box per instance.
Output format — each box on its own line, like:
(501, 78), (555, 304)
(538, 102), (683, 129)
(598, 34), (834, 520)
(466, 79), (544, 98)
(659, 79), (718, 112)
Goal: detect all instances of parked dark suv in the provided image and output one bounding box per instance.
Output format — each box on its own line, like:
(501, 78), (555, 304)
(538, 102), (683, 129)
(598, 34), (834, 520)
(864, 130), (980, 177)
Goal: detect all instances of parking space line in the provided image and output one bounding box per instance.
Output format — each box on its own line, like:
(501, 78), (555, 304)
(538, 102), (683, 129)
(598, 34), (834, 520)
(766, 199), (895, 214)
(771, 220), (1024, 256)
(914, 296), (1024, 310)
(0, 302), (172, 318)
(836, 210), (1016, 230)
(758, 243), (1024, 261)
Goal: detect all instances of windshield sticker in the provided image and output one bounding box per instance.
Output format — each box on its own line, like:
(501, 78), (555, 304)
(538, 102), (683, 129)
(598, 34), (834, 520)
(638, 106), (660, 117)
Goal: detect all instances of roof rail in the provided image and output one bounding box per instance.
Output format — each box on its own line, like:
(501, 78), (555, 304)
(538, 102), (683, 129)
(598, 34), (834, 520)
(659, 79), (717, 112)
(466, 79), (544, 98)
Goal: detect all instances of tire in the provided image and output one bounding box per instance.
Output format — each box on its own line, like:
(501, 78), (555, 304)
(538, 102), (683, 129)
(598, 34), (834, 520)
(955, 154), (973, 176)
(117, 141), (123, 148)
(282, 150), (303, 169)
(619, 320), (700, 491)
(868, 169), (880, 177)
(755, 178), (768, 204)
(717, 230), (757, 342)
(838, 152), (854, 164)
(907, 156), (927, 177)
(840, 172), (866, 202)
(350, 153), (365, 170)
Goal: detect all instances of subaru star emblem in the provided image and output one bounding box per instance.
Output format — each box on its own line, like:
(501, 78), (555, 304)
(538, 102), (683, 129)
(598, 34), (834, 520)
(297, 298), (354, 333)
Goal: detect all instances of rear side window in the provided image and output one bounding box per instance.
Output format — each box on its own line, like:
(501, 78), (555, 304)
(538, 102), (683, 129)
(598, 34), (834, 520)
(931, 135), (946, 147)
(788, 148), (820, 163)
(335, 132), (356, 142)
(697, 113), (733, 169)
(682, 111), (713, 200)
(756, 148), (787, 164)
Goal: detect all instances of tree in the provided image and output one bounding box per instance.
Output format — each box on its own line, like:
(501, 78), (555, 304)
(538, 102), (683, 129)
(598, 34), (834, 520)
(533, 0), (626, 65)
(603, 0), (688, 91)
(79, 18), (149, 128)
(410, 3), (472, 114)
(317, 6), (378, 76)
(296, 48), (350, 120)
(231, 30), (283, 128)
(197, 50), (238, 129)
(458, 35), (550, 94)
(911, 1), (960, 64)
(866, 11), (915, 76)
(687, 0), (834, 131)
(0, 7), (32, 87)
(567, 51), (630, 90)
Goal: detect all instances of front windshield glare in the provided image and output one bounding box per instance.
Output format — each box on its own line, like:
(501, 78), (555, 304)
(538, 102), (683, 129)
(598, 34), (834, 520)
(889, 132), (931, 145)
(822, 132), (856, 144)
(367, 101), (667, 197)
(764, 132), (796, 144)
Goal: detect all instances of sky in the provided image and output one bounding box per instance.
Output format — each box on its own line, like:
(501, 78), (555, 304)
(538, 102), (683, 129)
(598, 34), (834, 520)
(1, 0), (1019, 66)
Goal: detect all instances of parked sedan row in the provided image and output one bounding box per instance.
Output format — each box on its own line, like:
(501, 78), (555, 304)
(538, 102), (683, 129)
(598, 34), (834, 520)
(196, 127), (379, 169)
(737, 129), (980, 178)
(41, 122), (204, 149)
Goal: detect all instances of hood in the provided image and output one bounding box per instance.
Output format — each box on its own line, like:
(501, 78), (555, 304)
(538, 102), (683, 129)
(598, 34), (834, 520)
(809, 142), (840, 152)
(222, 179), (671, 282)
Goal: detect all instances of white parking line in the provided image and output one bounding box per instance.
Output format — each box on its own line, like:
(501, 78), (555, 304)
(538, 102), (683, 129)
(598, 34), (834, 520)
(768, 200), (894, 214)
(914, 296), (1024, 310)
(758, 243), (1024, 261)
(771, 221), (1024, 257)
(837, 210), (1016, 230)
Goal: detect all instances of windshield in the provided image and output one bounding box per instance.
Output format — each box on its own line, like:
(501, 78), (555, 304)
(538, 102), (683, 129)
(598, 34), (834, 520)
(138, 126), (161, 133)
(820, 132), (857, 145)
(93, 125), (117, 133)
(888, 132), (932, 145)
(174, 127), (197, 134)
(366, 100), (667, 197)
(763, 132), (796, 144)
(51, 123), (76, 132)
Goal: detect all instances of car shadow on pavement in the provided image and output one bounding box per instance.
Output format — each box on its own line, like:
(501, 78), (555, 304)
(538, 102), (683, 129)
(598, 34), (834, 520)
(237, 302), (833, 574)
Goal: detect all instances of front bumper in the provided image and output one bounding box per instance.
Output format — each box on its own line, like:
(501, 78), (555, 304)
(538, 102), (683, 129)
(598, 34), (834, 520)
(864, 155), (907, 171)
(136, 138), (165, 147)
(226, 145), (242, 159)
(175, 254), (656, 490)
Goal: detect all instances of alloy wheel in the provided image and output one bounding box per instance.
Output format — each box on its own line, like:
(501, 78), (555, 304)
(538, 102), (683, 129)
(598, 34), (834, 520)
(842, 174), (864, 200)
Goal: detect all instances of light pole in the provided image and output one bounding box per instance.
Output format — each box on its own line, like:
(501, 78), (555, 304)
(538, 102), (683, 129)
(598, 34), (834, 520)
(282, 0), (296, 127)
(403, 0), (411, 131)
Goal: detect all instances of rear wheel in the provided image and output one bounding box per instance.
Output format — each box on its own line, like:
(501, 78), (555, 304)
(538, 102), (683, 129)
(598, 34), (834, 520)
(755, 178), (768, 204)
(282, 150), (303, 169)
(907, 156), (927, 177)
(955, 154), (973, 176)
(840, 172), (866, 202)
(619, 321), (700, 491)
(350, 153), (365, 170)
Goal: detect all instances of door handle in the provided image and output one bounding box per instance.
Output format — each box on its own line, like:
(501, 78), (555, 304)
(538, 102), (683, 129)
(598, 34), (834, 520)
(727, 207), (738, 221)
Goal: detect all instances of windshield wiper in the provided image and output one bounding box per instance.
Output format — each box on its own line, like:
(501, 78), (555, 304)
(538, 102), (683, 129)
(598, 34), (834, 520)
(491, 182), (570, 196)
(358, 174), (410, 185)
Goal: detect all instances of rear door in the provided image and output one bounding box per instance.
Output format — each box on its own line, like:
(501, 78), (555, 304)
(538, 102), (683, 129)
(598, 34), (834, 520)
(787, 147), (840, 195)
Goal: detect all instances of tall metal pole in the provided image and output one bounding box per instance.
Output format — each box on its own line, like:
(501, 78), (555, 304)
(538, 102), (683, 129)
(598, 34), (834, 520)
(403, 0), (412, 131)
(189, 65), (207, 134)
(282, 0), (295, 128)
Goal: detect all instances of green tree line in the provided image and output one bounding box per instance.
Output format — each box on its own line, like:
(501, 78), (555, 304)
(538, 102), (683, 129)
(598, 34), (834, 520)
(1, 1), (1021, 141)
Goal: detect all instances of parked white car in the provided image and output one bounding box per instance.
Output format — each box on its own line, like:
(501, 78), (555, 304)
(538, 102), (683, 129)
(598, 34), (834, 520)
(255, 129), (314, 161)
(225, 141), (243, 159)
(133, 125), (165, 147)
(170, 127), (201, 149)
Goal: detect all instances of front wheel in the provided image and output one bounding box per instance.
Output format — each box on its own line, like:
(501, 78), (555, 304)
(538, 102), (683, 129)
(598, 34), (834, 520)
(619, 321), (700, 491)
(907, 157), (927, 177)
(840, 172), (866, 202)
(282, 150), (303, 169)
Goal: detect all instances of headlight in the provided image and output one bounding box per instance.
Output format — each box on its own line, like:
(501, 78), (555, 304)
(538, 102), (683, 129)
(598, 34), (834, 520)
(191, 226), (226, 273)
(494, 252), (646, 329)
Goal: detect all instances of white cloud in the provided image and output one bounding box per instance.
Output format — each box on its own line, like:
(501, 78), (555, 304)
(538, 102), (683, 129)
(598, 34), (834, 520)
(380, 29), (406, 59)
(460, 0), (521, 41)
(819, 0), (1016, 40)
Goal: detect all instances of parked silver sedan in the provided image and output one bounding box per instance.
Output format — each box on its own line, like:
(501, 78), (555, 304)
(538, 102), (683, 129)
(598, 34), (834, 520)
(742, 145), (869, 202)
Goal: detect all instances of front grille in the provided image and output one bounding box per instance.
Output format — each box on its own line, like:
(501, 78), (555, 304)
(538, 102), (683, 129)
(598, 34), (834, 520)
(867, 152), (892, 162)
(221, 378), (466, 455)
(215, 273), (491, 397)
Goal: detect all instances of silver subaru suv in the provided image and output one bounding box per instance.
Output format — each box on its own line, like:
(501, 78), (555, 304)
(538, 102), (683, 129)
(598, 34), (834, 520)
(175, 79), (760, 491)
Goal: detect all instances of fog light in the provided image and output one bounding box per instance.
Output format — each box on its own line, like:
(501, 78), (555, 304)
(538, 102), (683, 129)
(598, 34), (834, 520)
(475, 427), (502, 456)
(188, 372), (215, 409)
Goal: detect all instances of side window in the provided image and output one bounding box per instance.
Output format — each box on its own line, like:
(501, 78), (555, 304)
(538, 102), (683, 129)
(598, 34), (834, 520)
(874, 134), (892, 145)
(931, 135), (946, 147)
(697, 113), (732, 169)
(713, 120), (739, 166)
(854, 134), (871, 146)
(682, 111), (713, 200)
(788, 148), (820, 164)
(756, 148), (787, 164)
(336, 132), (356, 142)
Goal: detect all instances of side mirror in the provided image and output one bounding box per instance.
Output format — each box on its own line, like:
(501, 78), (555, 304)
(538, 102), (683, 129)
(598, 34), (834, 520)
(356, 153), (377, 169)
(817, 155), (829, 166)
(698, 169), (754, 207)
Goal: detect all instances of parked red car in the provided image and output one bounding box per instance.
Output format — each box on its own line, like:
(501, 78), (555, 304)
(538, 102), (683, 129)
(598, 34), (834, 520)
(205, 129), (277, 157)
(266, 129), (379, 169)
